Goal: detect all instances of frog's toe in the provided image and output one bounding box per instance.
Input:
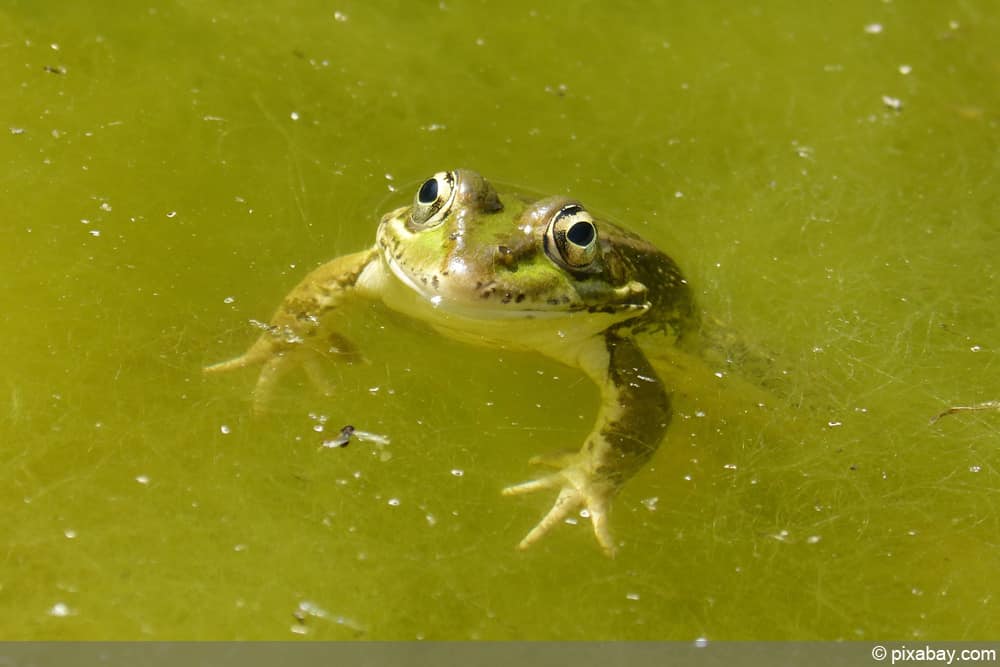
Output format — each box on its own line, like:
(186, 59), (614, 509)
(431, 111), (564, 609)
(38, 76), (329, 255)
(503, 470), (617, 557)
(249, 354), (288, 414)
(302, 355), (336, 398)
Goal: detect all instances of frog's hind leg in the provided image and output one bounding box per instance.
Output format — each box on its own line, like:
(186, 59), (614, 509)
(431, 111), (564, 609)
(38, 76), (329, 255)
(502, 334), (669, 557)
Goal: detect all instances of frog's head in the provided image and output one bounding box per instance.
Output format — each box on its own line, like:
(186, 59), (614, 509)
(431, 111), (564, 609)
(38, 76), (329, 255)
(375, 169), (652, 321)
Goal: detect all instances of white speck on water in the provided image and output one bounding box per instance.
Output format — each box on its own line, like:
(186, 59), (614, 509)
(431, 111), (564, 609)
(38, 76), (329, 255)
(430, 295), (443, 306)
(828, 421), (843, 427)
(387, 498), (400, 507)
(88, 230), (101, 237)
(166, 211), (177, 218)
(882, 95), (903, 111)
(220, 424), (231, 435)
(49, 602), (73, 617)
(135, 475), (150, 485)
(425, 513), (437, 526)
(970, 465), (981, 473)
(640, 496), (659, 511)
(807, 535), (822, 544)
(223, 296), (235, 304)
(970, 345), (982, 352)
(626, 592), (641, 601)
(384, 173), (394, 181)
(64, 529), (77, 539)
(674, 191), (684, 198)
(899, 64), (912, 75)
(334, 10), (349, 22)
(450, 469), (464, 477)
(864, 23), (883, 34)
(50, 43), (60, 50)
(290, 111), (300, 121)
(234, 543), (247, 552)
(99, 201), (112, 212)
(694, 637), (709, 648)
(10, 127), (26, 135)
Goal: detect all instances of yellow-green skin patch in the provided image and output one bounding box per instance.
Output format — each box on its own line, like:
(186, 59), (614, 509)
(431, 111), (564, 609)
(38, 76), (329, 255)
(206, 169), (695, 556)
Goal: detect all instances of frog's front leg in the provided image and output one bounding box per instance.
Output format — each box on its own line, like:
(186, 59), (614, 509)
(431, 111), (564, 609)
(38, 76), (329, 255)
(204, 247), (379, 412)
(503, 333), (671, 556)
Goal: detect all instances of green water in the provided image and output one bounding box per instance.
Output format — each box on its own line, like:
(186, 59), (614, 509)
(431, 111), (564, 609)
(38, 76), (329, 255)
(3, 0), (998, 640)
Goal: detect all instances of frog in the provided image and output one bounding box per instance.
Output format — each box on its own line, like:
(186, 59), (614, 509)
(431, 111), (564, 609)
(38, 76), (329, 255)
(205, 169), (697, 556)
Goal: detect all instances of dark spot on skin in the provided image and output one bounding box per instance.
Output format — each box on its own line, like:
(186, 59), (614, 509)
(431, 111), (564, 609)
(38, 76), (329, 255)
(420, 276), (427, 285)
(448, 232), (461, 241)
(495, 245), (518, 270)
(502, 292), (512, 304)
(515, 293), (526, 303)
(431, 274), (440, 289)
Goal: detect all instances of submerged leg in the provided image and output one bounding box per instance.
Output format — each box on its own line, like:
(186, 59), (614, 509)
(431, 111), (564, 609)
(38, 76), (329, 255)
(204, 248), (379, 412)
(503, 333), (671, 556)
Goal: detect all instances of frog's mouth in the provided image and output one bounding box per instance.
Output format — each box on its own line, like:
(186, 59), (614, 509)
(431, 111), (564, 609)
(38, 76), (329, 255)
(380, 246), (589, 326)
(379, 244), (648, 335)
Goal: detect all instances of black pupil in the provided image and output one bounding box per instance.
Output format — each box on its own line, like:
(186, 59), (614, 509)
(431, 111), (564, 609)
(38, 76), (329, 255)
(566, 220), (595, 246)
(417, 178), (439, 204)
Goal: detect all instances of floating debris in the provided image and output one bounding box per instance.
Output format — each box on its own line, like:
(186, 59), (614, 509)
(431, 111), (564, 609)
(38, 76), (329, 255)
(322, 425), (354, 448)
(882, 95), (903, 112)
(321, 425), (391, 449)
(931, 400), (1000, 423)
(292, 599), (364, 634)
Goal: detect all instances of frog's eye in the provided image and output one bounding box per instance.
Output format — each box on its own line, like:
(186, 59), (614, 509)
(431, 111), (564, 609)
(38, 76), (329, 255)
(410, 171), (457, 228)
(544, 204), (599, 269)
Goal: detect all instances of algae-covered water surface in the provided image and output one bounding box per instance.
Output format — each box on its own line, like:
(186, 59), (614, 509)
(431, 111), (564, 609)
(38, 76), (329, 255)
(2, 1), (998, 640)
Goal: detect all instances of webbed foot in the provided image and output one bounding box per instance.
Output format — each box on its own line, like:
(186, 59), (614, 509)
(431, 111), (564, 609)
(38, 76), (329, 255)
(204, 329), (359, 413)
(503, 460), (618, 557)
